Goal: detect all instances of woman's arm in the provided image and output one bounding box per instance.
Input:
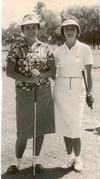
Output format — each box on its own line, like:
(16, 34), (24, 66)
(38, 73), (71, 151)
(85, 64), (93, 95)
(6, 61), (39, 83)
(40, 58), (56, 80)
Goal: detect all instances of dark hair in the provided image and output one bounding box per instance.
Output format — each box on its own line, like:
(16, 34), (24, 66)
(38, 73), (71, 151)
(61, 15), (80, 38)
(61, 25), (79, 38)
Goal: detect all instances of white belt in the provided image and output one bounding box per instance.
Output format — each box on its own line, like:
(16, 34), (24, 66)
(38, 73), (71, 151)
(57, 75), (82, 78)
(57, 76), (82, 90)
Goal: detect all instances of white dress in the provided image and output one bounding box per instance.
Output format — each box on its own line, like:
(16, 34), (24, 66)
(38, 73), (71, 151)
(53, 40), (93, 138)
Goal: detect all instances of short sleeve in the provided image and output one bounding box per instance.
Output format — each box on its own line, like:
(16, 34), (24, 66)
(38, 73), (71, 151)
(83, 46), (93, 66)
(6, 44), (19, 63)
(53, 48), (59, 68)
(46, 45), (54, 60)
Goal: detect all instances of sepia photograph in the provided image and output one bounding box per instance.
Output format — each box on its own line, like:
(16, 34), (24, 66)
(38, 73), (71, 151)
(1, 0), (100, 178)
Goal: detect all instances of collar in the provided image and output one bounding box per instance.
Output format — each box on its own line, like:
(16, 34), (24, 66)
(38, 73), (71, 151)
(30, 40), (45, 52)
(63, 40), (80, 49)
(31, 39), (43, 48)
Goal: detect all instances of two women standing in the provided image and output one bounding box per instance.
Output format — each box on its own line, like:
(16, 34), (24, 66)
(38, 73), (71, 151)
(6, 13), (93, 174)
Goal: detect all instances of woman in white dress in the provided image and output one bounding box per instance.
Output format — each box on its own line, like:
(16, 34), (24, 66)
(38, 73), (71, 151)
(53, 15), (94, 172)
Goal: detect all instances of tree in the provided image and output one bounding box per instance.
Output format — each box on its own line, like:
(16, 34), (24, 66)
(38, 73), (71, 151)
(2, 23), (21, 45)
(2, 2), (100, 48)
(33, 1), (60, 44)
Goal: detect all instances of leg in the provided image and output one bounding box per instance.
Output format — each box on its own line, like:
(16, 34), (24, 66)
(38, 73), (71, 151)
(62, 137), (74, 169)
(33, 135), (44, 163)
(32, 135), (44, 173)
(64, 137), (73, 154)
(16, 137), (27, 158)
(72, 138), (83, 172)
(33, 135), (44, 156)
(7, 137), (27, 174)
(15, 137), (27, 168)
(72, 138), (81, 156)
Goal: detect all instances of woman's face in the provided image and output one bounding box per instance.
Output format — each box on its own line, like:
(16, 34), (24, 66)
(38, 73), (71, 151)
(63, 25), (78, 42)
(23, 24), (39, 38)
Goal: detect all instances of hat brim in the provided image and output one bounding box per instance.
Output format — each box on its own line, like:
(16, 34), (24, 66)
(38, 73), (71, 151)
(61, 19), (80, 28)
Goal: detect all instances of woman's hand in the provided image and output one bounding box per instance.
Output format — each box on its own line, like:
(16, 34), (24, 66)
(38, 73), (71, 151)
(31, 69), (40, 77)
(31, 69), (40, 84)
(86, 94), (94, 109)
(33, 75), (40, 84)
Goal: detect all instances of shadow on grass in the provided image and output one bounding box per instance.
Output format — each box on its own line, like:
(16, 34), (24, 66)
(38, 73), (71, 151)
(1, 166), (74, 179)
(85, 127), (100, 136)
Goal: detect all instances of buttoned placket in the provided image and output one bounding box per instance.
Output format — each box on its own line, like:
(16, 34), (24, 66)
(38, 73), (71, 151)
(64, 41), (81, 90)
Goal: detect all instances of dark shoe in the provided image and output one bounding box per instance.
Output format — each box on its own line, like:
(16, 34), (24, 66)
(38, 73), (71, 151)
(35, 164), (44, 173)
(6, 165), (19, 174)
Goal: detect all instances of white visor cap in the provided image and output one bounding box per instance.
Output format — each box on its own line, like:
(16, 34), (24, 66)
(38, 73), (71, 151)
(61, 19), (80, 28)
(21, 14), (40, 26)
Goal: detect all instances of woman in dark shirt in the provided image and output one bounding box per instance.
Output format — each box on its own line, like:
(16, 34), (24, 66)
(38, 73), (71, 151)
(6, 14), (55, 174)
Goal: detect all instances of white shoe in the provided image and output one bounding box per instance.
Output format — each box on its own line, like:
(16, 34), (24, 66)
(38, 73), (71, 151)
(62, 155), (74, 169)
(74, 157), (83, 172)
(12, 158), (21, 169)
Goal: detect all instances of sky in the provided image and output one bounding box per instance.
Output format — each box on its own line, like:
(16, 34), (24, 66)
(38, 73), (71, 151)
(2, 0), (100, 28)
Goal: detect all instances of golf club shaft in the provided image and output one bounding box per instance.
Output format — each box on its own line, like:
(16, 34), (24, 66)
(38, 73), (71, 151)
(82, 71), (100, 152)
(82, 70), (88, 92)
(33, 84), (37, 176)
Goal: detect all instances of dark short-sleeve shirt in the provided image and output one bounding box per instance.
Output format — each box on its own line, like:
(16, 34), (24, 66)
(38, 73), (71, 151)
(7, 38), (53, 91)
